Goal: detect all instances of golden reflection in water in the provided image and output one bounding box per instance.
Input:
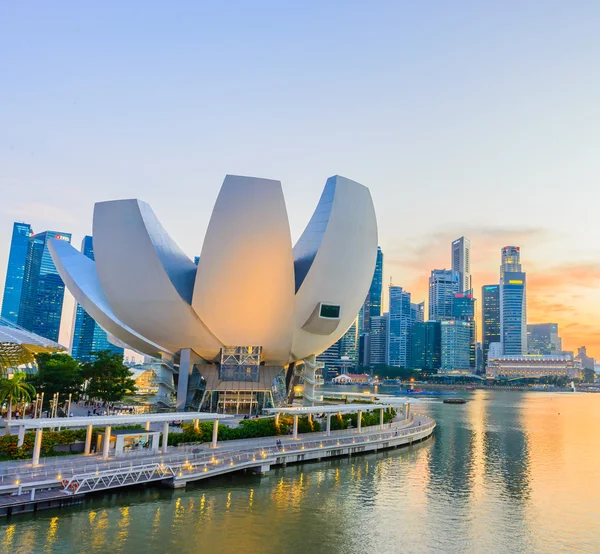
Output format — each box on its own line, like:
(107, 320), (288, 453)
(88, 510), (97, 523)
(199, 494), (205, 513)
(248, 488), (254, 509)
(270, 471), (309, 509)
(18, 527), (35, 553)
(44, 517), (59, 553)
(334, 468), (340, 486)
(1, 524), (15, 551)
(90, 509), (109, 554)
(521, 393), (600, 548)
(467, 391), (487, 505)
(112, 506), (130, 551)
(151, 507), (161, 538)
(226, 492), (231, 510)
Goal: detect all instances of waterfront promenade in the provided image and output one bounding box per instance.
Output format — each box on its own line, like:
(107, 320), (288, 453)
(0, 413), (435, 515)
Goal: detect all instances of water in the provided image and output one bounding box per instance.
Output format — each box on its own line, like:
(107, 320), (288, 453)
(2, 389), (599, 554)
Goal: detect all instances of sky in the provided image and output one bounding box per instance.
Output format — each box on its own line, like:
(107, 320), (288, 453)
(1, 1), (599, 357)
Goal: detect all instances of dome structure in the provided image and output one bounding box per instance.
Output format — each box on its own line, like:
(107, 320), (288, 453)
(49, 174), (377, 408)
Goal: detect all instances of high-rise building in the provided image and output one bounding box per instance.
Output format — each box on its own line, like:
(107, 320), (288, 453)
(317, 342), (340, 379)
(411, 302), (425, 324)
(452, 293), (477, 371)
(338, 318), (359, 362)
(410, 320), (441, 373)
(71, 236), (124, 362)
(482, 284), (501, 366)
(451, 236), (471, 293)
(500, 245), (522, 277)
(388, 285), (412, 368)
(527, 323), (561, 355)
(428, 269), (460, 321)
(500, 247), (526, 356)
(361, 246), (383, 334)
(1, 222), (33, 324)
(369, 313), (389, 367)
(17, 231), (71, 342)
(440, 320), (472, 372)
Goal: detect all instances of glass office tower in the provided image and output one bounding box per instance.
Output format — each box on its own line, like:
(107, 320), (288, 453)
(482, 284), (501, 367)
(1, 222), (33, 323)
(17, 231), (71, 342)
(361, 246), (383, 334)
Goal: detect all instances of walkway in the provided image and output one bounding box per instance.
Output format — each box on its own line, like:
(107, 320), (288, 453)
(0, 415), (433, 495)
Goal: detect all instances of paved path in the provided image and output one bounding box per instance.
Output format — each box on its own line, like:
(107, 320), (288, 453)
(0, 416), (425, 490)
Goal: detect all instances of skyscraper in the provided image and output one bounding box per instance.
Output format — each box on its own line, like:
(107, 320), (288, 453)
(361, 246), (383, 334)
(71, 236), (124, 362)
(527, 323), (561, 355)
(388, 285), (412, 368)
(499, 246), (527, 355)
(410, 320), (441, 373)
(338, 318), (359, 362)
(1, 222), (33, 324)
(440, 320), (472, 372)
(482, 284), (501, 365)
(369, 313), (389, 366)
(452, 292), (477, 371)
(500, 245), (522, 276)
(428, 269), (460, 321)
(411, 302), (425, 324)
(17, 230), (71, 342)
(451, 236), (471, 293)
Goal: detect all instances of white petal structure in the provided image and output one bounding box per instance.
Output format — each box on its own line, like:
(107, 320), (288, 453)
(92, 199), (223, 359)
(192, 176), (296, 365)
(48, 239), (168, 359)
(292, 175), (378, 360)
(50, 174), (377, 371)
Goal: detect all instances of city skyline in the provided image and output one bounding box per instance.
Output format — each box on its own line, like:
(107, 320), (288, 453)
(2, 2), (599, 357)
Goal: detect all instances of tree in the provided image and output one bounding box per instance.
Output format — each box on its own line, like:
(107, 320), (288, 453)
(0, 372), (36, 434)
(82, 351), (137, 410)
(33, 352), (84, 408)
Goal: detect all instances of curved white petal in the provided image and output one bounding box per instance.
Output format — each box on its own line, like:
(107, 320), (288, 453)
(192, 175), (296, 364)
(92, 199), (223, 359)
(291, 175), (378, 361)
(48, 239), (168, 358)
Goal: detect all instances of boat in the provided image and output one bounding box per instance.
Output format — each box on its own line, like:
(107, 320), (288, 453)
(443, 398), (467, 404)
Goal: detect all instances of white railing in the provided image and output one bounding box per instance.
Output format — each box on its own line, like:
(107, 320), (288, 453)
(0, 416), (435, 490)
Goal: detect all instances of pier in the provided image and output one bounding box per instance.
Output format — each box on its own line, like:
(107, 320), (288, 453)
(0, 407), (435, 516)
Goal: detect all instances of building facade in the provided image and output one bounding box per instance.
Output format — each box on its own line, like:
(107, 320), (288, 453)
(482, 284), (500, 366)
(451, 236), (471, 293)
(411, 302), (425, 324)
(500, 267), (527, 355)
(428, 269), (460, 321)
(410, 320), (441, 373)
(369, 313), (389, 366)
(453, 293), (477, 371)
(1, 222), (33, 324)
(71, 236), (124, 362)
(361, 246), (383, 334)
(440, 320), (472, 373)
(486, 354), (582, 380)
(388, 286), (412, 368)
(527, 323), (561, 355)
(18, 230), (71, 342)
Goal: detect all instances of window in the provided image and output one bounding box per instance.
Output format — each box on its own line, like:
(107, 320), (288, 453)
(320, 304), (340, 319)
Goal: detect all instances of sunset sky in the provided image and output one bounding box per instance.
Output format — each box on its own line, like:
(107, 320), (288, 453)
(1, 2), (599, 357)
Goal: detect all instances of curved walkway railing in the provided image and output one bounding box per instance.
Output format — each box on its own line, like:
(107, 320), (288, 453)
(0, 416), (434, 489)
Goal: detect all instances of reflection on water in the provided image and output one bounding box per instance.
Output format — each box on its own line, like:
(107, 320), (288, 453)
(2, 390), (600, 554)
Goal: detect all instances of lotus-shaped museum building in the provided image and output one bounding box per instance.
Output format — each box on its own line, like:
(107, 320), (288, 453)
(50, 175), (377, 410)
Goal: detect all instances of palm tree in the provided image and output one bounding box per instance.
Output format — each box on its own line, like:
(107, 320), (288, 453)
(0, 372), (36, 435)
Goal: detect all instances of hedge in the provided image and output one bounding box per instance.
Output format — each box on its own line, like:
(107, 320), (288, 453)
(0, 424), (143, 460)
